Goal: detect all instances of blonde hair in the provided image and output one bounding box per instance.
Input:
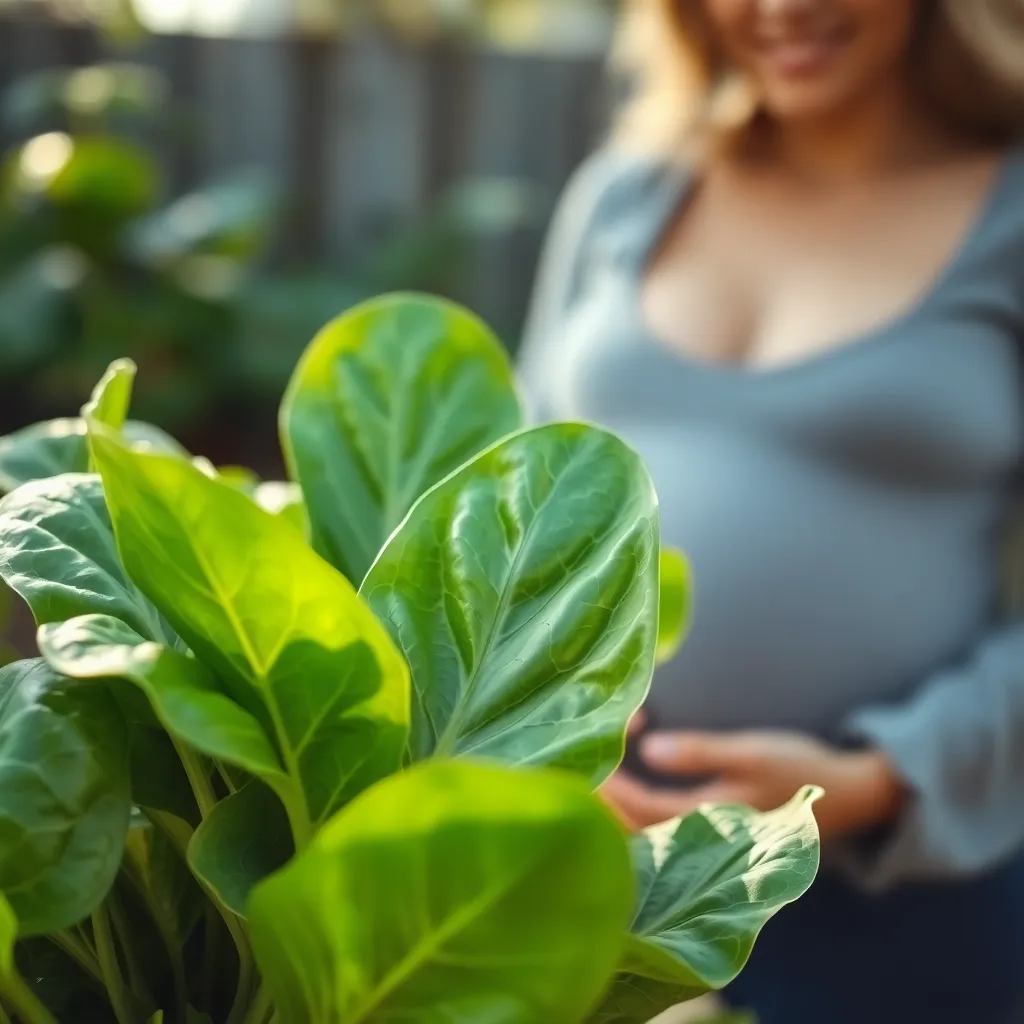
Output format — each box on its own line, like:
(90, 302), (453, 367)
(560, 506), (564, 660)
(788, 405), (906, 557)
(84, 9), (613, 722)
(613, 0), (1024, 156)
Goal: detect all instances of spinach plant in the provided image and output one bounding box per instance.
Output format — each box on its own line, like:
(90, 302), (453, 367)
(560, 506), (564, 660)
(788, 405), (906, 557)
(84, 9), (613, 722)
(0, 293), (820, 1024)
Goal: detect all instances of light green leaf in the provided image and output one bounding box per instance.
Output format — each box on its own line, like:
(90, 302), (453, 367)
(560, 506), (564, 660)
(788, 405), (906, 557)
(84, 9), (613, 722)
(82, 358), (135, 432)
(86, 427), (409, 844)
(0, 659), (131, 935)
(657, 548), (691, 666)
(0, 418), (186, 495)
(39, 614), (289, 794)
(592, 789), (821, 1023)
(0, 473), (175, 644)
(189, 783), (294, 917)
(253, 481), (307, 534)
(360, 423), (659, 783)
(249, 760), (634, 1024)
(281, 292), (522, 583)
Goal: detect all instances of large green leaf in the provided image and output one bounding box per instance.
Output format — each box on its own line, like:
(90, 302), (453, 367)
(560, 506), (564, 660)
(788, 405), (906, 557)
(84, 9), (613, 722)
(591, 789), (821, 1023)
(0, 473), (175, 643)
(0, 418), (186, 495)
(281, 293), (522, 583)
(39, 614), (288, 793)
(249, 760), (634, 1024)
(86, 424), (410, 846)
(0, 659), (131, 935)
(360, 423), (659, 783)
(188, 782), (293, 917)
(657, 548), (691, 666)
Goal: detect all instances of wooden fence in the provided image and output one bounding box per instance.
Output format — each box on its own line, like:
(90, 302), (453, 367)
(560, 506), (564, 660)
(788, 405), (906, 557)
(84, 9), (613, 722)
(0, 14), (612, 338)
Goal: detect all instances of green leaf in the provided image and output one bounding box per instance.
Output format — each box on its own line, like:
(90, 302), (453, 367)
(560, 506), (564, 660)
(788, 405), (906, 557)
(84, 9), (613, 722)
(86, 427), (410, 844)
(592, 789), (821, 1023)
(657, 548), (691, 666)
(0, 418), (186, 495)
(360, 423), (659, 783)
(0, 473), (175, 644)
(253, 481), (307, 534)
(281, 292), (522, 583)
(39, 615), (289, 795)
(249, 760), (634, 1024)
(82, 358), (136, 432)
(0, 659), (131, 935)
(188, 782), (294, 917)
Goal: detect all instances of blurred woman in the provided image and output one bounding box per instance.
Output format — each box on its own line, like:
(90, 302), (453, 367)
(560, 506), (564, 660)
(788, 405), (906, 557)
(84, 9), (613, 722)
(519, 1), (1024, 1021)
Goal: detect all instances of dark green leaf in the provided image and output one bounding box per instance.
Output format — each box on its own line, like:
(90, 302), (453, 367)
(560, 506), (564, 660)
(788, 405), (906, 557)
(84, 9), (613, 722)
(0, 418), (186, 495)
(86, 426), (409, 844)
(281, 292), (522, 583)
(0, 659), (131, 934)
(0, 473), (175, 643)
(592, 789), (821, 1023)
(360, 423), (659, 783)
(250, 760), (634, 1024)
(188, 783), (293, 917)
(657, 548), (691, 666)
(127, 726), (199, 824)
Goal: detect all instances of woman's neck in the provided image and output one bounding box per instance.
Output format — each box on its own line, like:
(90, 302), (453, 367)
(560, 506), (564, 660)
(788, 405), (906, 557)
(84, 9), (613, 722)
(760, 77), (966, 187)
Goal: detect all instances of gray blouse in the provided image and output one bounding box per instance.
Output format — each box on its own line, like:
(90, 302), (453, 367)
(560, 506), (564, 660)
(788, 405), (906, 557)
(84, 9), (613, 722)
(518, 146), (1024, 889)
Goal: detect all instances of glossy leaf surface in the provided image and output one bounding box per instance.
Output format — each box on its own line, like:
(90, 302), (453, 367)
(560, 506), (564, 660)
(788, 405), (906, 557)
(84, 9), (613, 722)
(0, 473), (174, 643)
(361, 423), (659, 783)
(87, 426), (409, 843)
(282, 293), (522, 582)
(250, 760), (633, 1024)
(0, 659), (130, 935)
(39, 614), (287, 792)
(592, 789), (821, 1022)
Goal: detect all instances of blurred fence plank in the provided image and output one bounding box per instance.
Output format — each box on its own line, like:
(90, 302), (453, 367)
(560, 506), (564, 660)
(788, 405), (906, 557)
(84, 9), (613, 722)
(0, 14), (609, 342)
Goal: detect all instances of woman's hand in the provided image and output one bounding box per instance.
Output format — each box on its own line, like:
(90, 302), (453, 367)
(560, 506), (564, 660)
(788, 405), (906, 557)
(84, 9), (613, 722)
(602, 729), (906, 840)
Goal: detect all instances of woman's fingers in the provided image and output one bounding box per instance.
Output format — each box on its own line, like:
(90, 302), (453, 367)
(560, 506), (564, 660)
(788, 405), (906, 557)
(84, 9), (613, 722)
(640, 729), (768, 774)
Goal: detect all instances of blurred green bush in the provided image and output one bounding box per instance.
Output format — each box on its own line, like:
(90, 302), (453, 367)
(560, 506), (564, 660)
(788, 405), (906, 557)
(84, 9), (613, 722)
(0, 60), (541, 435)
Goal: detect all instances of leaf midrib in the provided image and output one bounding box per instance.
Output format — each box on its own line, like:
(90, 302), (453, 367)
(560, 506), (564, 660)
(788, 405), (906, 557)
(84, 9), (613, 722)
(347, 843), (545, 1023)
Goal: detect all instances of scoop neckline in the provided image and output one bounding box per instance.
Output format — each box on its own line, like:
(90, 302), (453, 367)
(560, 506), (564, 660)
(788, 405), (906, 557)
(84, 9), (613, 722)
(632, 147), (1023, 383)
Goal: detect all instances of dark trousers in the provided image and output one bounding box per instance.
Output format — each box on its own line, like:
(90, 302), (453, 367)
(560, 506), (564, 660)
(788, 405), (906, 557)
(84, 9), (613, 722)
(724, 858), (1024, 1024)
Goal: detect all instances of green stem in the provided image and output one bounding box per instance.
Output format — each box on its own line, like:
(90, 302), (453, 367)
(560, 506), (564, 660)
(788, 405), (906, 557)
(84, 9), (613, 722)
(91, 906), (134, 1024)
(122, 839), (188, 1024)
(199, 902), (221, 1013)
(109, 893), (156, 1010)
(264, 709), (312, 852)
(0, 971), (59, 1024)
(144, 797), (253, 1024)
(49, 929), (102, 984)
(216, 761), (238, 795)
(240, 985), (272, 1024)
(175, 742), (218, 819)
(222, 914), (254, 1024)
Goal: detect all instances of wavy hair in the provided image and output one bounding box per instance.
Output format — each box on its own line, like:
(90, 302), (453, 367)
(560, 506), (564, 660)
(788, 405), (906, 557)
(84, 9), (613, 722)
(613, 0), (1024, 155)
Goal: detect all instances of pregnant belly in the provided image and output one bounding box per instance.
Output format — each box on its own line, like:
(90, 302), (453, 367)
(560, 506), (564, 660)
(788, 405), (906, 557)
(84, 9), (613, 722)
(625, 426), (996, 737)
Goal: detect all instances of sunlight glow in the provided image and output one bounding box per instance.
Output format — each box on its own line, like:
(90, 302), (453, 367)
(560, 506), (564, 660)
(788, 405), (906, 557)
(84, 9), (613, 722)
(18, 133), (73, 193)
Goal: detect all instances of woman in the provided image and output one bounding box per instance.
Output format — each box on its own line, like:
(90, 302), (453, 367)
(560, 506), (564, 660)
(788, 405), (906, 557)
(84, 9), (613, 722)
(519, 1), (1024, 1021)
